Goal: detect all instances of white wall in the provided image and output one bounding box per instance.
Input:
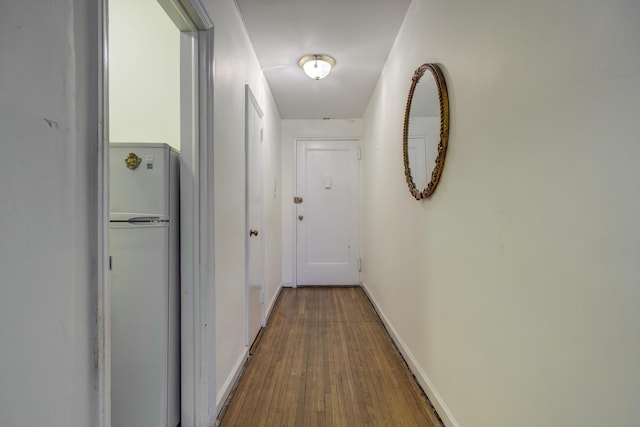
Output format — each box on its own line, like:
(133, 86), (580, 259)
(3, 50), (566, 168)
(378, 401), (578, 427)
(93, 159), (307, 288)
(0, 0), (98, 426)
(361, 0), (640, 426)
(109, 0), (181, 150)
(197, 0), (282, 410)
(281, 119), (362, 285)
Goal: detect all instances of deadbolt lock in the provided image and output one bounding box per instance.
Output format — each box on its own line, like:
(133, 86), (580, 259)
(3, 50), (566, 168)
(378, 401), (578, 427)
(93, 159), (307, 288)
(294, 196), (303, 204)
(298, 215), (304, 221)
(249, 229), (259, 237)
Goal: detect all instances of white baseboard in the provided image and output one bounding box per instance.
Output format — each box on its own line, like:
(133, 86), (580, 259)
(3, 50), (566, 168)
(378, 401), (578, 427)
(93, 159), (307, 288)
(296, 283), (359, 287)
(265, 285), (282, 325)
(216, 347), (249, 416)
(280, 282), (361, 288)
(361, 282), (460, 427)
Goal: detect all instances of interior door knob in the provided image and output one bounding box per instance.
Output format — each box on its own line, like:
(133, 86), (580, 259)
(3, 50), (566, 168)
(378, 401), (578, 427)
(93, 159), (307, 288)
(249, 229), (259, 237)
(298, 215), (304, 221)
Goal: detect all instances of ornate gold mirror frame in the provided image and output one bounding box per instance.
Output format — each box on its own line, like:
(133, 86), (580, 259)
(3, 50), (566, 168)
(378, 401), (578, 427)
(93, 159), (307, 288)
(402, 63), (450, 200)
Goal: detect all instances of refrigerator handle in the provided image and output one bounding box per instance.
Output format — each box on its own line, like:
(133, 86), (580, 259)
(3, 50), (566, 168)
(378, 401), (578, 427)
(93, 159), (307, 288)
(127, 216), (164, 224)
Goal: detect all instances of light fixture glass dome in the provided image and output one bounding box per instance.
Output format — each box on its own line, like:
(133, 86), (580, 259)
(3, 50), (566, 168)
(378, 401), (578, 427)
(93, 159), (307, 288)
(299, 54), (336, 80)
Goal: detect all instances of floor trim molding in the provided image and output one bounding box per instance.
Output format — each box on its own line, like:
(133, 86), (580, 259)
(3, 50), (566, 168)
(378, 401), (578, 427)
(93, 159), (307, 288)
(361, 282), (460, 427)
(215, 347), (249, 418)
(265, 285), (282, 326)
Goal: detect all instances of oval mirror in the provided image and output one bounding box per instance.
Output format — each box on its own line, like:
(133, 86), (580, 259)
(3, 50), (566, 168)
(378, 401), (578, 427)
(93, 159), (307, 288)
(403, 63), (449, 200)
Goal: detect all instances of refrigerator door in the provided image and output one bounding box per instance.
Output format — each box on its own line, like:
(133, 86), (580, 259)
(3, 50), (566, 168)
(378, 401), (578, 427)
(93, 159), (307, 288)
(110, 222), (170, 427)
(110, 143), (172, 218)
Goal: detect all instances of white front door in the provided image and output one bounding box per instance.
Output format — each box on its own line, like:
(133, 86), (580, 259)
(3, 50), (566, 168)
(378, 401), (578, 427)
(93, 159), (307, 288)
(296, 139), (360, 285)
(245, 85), (264, 346)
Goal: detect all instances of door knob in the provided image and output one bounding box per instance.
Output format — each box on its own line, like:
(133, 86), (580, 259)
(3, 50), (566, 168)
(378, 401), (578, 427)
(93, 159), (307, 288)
(298, 215), (304, 221)
(249, 229), (259, 237)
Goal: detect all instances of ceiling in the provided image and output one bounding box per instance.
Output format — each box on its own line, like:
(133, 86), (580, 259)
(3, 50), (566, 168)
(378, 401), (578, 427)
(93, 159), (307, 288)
(234, 0), (412, 119)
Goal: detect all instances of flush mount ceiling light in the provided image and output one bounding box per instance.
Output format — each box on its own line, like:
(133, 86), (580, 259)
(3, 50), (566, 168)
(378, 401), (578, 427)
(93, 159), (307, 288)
(298, 54), (336, 80)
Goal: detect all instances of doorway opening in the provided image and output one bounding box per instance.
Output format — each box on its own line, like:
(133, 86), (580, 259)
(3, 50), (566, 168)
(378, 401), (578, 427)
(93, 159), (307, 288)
(97, 0), (215, 425)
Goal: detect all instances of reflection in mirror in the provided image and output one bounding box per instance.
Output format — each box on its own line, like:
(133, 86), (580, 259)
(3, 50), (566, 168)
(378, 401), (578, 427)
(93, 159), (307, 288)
(407, 76), (439, 190)
(403, 63), (449, 200)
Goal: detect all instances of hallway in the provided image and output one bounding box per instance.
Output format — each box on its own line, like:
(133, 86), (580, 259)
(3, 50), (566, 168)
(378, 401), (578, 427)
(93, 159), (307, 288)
(217, 287), (442, 426)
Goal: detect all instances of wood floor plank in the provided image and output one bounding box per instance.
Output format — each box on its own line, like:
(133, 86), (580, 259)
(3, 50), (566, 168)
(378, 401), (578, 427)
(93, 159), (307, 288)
(218, 287), (443, 427)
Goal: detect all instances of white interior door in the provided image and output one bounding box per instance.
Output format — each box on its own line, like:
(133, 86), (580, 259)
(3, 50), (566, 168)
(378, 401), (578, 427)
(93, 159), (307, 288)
(245, 85), (264, 346)
(296, 139), (360, 285)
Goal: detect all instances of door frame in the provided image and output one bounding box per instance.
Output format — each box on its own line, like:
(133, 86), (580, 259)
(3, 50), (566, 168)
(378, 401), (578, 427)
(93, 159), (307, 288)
(294, 138), (361, 286)
(244, 84), (265, 346)
(97, 1), (215, 426)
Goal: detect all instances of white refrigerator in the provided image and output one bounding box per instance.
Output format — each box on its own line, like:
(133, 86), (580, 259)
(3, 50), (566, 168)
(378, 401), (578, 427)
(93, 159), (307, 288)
(109, 143), (180, 427)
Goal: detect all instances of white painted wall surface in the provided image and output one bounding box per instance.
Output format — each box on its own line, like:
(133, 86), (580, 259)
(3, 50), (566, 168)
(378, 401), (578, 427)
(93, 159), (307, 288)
(281, 119), (362, 285)
(0, 0), (98, 426)
(361, 0), (640, 426)
(197, 0), (282, 411)
(109, 0), (181, 150)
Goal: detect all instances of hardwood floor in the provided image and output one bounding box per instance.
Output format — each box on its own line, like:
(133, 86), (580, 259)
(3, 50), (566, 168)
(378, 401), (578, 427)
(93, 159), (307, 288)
(217, 287), (443, 427)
